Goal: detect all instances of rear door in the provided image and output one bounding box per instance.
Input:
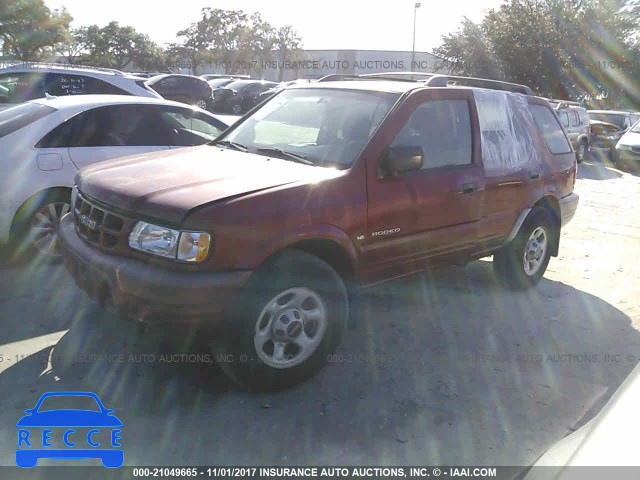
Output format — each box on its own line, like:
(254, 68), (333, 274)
(362, 89), (485, 281)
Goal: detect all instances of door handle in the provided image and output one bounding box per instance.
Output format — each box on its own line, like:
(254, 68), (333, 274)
(461, 182), (477, 194)
(529, 171), (540, 180)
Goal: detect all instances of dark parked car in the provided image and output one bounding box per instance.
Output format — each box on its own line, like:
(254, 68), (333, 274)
(60, 73), (578, 391)
(201, 74), (250, 81)
(590, 120), (625, 158)
(210, 80), (278, 114)
(146, 74), (214, 111)
(588, 110), (640, 132)
(207, 78), (236, 90)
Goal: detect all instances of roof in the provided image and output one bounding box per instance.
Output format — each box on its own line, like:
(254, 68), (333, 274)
(588, 110), (635, 115)
(26, 94), (211, 112)
(0, 63), (143, 79)
(289, 80), (421, 94)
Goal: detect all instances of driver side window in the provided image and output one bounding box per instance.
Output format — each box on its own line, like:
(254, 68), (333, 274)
(390, 100), (472, 170)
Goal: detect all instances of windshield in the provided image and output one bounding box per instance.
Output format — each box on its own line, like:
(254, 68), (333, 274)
(208, 78), (234, 88)
(222, 80), (253, 91)
(589, 112), (628, 130)
(218, 88), (399, 169)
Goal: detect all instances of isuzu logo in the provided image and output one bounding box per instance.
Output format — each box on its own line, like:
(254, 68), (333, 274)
(372, 228), (400, 237)
(79, 215), (97, 230)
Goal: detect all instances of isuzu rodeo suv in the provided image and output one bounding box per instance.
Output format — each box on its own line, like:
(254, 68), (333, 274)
(59, 73), (579, 390)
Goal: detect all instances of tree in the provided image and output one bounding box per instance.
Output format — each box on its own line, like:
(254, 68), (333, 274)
(67, 22), (164, 71)
(175, 8), (305, 76)
(434, 0), (640, 108)
(272, 26), (307, 81)
(0, 0), (72, 60)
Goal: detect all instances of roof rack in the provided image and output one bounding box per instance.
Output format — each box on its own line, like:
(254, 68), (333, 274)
(0, 62), (125, 76)
(317, 71), (534, 95)
(317, 74), (414, 83)
(543, 98), (582, 108)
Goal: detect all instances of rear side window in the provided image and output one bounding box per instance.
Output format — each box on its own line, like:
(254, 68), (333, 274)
(557, 110), (569, 128)
(44, 73), (130, 96)
(0, 72), (47, 103)
(0, 103), (56, 139)
(529, 105), (573, 154)
(570, 110), (580, 127)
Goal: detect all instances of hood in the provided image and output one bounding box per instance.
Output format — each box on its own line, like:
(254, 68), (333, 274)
(77, 146), (342, 225)
(618, 130), (640, 148)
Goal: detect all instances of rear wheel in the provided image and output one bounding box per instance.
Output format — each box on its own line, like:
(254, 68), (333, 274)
(216, 250), (348, 391)
(576, 139), (588, 163)
(493, 207), (555, 290)
(11, 190), (71, 261)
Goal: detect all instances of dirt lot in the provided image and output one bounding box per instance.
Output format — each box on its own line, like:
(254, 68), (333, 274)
(0, 153), (639, 469)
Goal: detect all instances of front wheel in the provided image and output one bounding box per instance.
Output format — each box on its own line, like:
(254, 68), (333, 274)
(11, 190), (71, 261)
(216, 250), (348, 391)
(493, 207), (555, 290)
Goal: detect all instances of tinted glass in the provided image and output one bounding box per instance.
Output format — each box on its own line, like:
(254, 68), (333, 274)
(391, 100), (472, 169)
(208, 79), (234, 88)
(570, 110), (580, 127)
(162, 108), (224, 145)
(530, 104), (573, 154)
(0, 72), (47, 103)
(0, 102), (56, 139)
(557, 110), (570, 128)
(58, 105), (173, 147)
(44, 73), (129, 96)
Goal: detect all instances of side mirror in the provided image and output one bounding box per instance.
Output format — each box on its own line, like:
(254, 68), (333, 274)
(379, 145), (423, 178)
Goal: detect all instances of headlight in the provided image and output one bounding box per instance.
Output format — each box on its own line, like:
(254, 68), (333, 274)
(128, 222), (211, 262)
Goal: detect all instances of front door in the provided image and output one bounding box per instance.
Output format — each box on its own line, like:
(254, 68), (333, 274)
(361, 89), (485, 284)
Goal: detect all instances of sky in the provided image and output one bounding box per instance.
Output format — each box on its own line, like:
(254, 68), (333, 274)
(44, 0), (504, 53)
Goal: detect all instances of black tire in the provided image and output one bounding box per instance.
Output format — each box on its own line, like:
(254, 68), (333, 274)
(231, 103), (242, 115)
(216, 249), (348, 391)
(10, 189), (71, 262)
(493, 207), (555, 291)
(576, 139), (587, 163)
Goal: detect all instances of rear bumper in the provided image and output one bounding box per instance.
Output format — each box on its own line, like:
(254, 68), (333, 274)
(559, 192), (579, 227)
(58, 214), (252, 325)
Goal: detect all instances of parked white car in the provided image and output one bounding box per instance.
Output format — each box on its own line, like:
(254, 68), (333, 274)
(0, 94), (229, 259)
(0, 63), (161, 111)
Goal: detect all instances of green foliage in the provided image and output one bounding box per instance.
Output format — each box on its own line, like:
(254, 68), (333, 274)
(175, 8), (304, 75)
(64, 22), (164, 70)
(0, 0), (72, 59)
(434, 0), (640, 108)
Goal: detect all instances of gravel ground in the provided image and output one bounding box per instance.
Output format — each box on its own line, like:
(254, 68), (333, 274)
(0, 153), (638, 470)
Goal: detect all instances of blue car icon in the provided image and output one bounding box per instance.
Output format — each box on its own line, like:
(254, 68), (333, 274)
(16, 391), (123, 468)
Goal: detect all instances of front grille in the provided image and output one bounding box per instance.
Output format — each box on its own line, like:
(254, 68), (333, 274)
(73, 193), (127, 250)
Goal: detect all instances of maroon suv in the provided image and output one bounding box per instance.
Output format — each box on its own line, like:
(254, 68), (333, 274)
(59, 74), (579, 391)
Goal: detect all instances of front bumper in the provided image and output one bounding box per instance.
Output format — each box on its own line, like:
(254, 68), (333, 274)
(58, 214), (252, 325)
(559, 192), (579, 227)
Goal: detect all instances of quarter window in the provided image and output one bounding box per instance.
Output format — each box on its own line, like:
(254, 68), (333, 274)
(529, 105), (573, 154)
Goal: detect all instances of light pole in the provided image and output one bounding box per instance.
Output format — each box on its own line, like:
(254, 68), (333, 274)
(411, 2), (422, 71)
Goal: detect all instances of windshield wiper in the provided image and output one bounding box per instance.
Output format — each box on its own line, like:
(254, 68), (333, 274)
(214, 140), (248, 152)
(256, 148), (316, 166)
